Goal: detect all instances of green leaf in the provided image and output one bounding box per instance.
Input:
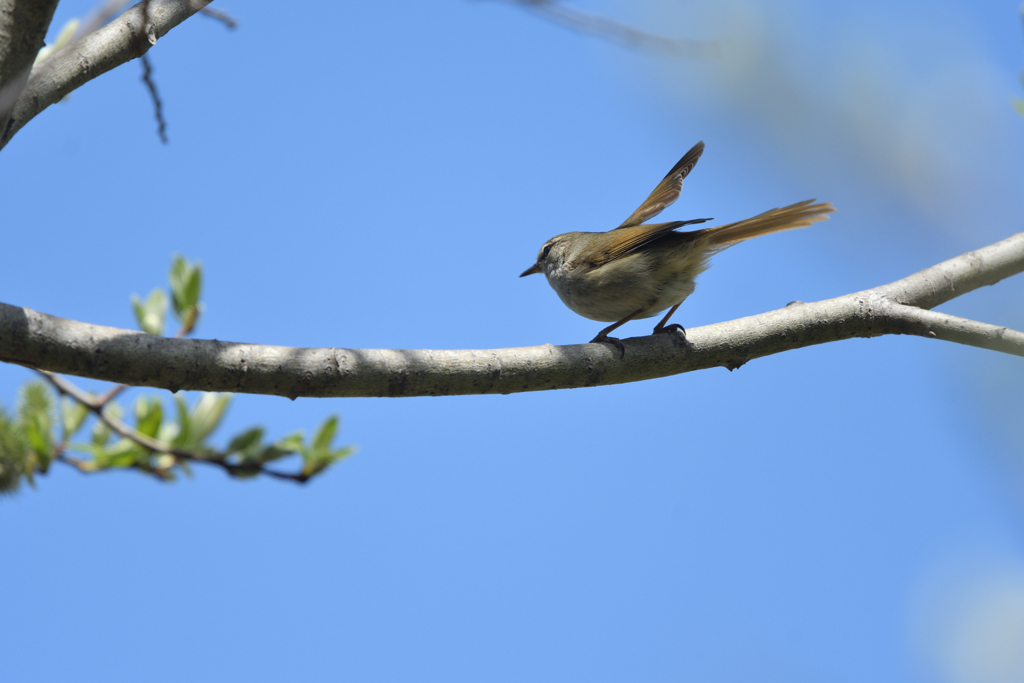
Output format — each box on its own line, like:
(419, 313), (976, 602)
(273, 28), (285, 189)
(302, 445), (355, 478)
(61, 397), (89, 438)
(155, 419), (181, 445)
(0, 408), (32, 495)
(255, 432), (304, 464)
(169, 255), (189, 315)
(226, 427), (264, 456)
(173, 393), (231, 450)
(17, 382), (54, 469)
(171, 394), (194, 450)
(190, 393), (230, 446)
(301, 417), (353, 477)
(134, 396), (163, 439)
(91, 420), (111, 446)
(17, 382), (52, 426)
(131, 288), (167, 336)
(311, 416), (338, 452)
(1014, 99), (1024, 118)
(184, 268), (201, 313)
(89, 438), (147, 469)
(169, 255), (203, 330)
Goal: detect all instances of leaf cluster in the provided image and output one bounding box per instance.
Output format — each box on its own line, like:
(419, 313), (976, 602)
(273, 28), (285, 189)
(0, 382), (352, 494)
(131, 254), (202, 336)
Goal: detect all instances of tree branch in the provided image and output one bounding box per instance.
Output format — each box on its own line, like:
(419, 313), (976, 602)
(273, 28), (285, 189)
(0, 0), (210, 151)
(883, 305), (1024, 356)
(1, 234), (1022, 398)
(39, 370), (312, 482)
(486, 0), (718, 58)
(0, 0), (60, 136)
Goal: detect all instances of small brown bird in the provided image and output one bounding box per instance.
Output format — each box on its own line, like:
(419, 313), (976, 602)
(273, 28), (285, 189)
(520, 141), (835, 355)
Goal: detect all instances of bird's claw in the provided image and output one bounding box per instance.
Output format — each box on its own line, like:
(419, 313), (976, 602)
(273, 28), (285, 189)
(590, 334), (626, 359)
(653, 323), (686, 337)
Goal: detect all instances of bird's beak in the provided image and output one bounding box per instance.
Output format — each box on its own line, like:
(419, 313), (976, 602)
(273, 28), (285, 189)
(520, 263), (541, 277)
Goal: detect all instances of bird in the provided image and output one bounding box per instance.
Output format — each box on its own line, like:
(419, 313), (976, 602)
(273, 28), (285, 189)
(520, 141), (835, 356)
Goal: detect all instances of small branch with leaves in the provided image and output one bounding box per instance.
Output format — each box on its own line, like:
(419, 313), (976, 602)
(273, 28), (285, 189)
(39, 370), (351, 484)
(0, 256), (353, 495)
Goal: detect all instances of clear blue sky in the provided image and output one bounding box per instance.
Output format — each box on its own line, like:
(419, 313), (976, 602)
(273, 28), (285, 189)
(3, 1), (1024, 681)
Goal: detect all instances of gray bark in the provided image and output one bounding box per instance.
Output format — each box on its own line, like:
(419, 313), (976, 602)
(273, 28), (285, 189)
(0, 0), (209, 150)
(2, 234), (1022, 398)
(0, 0), (60, 139)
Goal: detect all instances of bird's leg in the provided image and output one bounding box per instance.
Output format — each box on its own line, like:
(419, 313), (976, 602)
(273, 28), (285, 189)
(652, 303), (685, 336)
(590, 308), (645, 358)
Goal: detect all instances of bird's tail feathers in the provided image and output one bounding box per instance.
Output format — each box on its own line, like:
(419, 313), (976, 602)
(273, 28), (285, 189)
(694, 200), (835, 248)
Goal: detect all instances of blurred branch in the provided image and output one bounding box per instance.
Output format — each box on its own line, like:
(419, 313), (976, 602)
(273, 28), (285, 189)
(199, 6), (237, 29)
(2, 235), (1023, 397)
(75, 0), (132, 39)
(0, 0), (210, 151)
(486, 0), (718, 58)
(76, 1), (235, 38)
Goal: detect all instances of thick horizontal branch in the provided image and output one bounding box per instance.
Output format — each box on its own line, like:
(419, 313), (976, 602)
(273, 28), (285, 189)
(1, 234), (1022, 398)
(0, 0), (209, 150)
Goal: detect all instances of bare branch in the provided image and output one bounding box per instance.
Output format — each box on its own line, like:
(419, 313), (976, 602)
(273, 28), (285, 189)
(139, 53), (167, 143)
(884, 305), (1024, 357)
(1, 234), (1022, 398)
(0, 0), (210, 151)
(486, 0), (717, 58)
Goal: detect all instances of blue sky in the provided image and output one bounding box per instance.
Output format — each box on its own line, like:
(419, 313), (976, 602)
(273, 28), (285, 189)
(3, 1), (1024, 681)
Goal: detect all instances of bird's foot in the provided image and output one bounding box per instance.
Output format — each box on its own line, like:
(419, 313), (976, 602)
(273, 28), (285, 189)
(653, 323), (686, 338)
(590, 334), (626, 359)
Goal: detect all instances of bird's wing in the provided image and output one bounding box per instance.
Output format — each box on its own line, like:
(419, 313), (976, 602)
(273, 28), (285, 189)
(585, 218), (711, 269)
(615, 141), (705, 229)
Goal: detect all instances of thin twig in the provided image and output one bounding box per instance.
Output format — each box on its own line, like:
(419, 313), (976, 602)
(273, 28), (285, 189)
(200, 6), (237, 28)
(94, 383), (129, 407)
(139, 53), (167, 143)
(488, 0), (718, 58)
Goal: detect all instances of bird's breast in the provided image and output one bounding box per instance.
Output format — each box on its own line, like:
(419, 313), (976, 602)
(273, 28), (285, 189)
(545, 254), (672, 322)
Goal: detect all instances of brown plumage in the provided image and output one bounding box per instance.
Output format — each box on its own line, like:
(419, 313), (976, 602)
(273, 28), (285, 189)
(520, 141), (836, 355)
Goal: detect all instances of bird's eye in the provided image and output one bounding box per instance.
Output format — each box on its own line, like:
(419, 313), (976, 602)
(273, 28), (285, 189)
(540, 244), (553, 260)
